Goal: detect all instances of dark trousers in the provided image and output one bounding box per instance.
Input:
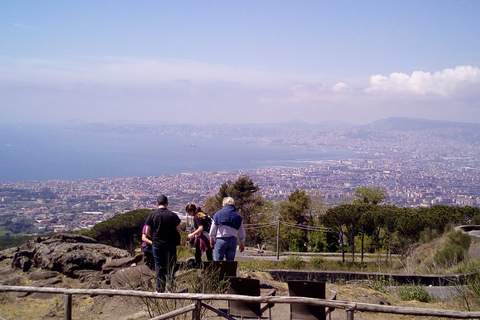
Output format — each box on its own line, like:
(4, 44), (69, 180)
(142, 245), (155, 270)
(152, 244), (177, 292)
(194, 240), (213, 267)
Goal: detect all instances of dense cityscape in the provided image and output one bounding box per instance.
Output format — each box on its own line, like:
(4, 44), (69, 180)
(1, 118), (479, 235)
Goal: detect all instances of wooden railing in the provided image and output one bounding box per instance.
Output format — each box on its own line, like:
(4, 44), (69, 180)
(2, 285), (480, 320)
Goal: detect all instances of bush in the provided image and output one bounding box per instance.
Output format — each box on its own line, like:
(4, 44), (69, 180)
(398, 285), (431, 302)
(279, 255), (304, 270)
(448, 230), (471, 250)
(371, 275), (395, 294)
(434, 244), (466, 266)
(310, 256), (326, 269)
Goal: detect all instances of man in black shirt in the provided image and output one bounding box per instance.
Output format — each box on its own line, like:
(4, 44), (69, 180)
(144, 195), (181, 292)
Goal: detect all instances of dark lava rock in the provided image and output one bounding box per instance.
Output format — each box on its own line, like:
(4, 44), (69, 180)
(11, 233), (130, 278)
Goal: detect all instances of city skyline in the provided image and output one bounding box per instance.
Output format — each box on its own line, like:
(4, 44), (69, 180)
(1, 1), (480, 125)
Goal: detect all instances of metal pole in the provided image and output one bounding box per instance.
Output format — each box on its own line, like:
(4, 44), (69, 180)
(276, 220), (280, 260)
(64, 294), (72, 320)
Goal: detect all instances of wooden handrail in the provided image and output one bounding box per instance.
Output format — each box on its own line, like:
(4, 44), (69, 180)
(1, 285), (480, 319)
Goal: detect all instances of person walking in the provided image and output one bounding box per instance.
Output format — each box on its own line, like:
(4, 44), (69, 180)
(141, 224), (154, 270)
(186, 204), (213, 268)
(144, 195), (181, 292)
(210, 197), (246, 261)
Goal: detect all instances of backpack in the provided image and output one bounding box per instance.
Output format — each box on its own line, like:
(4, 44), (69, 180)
(202, 214), (212, 233)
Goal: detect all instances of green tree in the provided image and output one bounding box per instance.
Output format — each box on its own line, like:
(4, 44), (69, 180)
(395, 208), (426, 257)
(205, 175), (266, 246)
(252, 200), (277, 248)
(356, 204), (375, 262)
(322, 204), (351, 262)
(373, 205), (400, 262)
(278, 189), (313, 252)
(322, 204), (372, 263)
(354, 186), (388, 205)
(278, 189), (311, 223)
(459, 206), (480, 224)
(426, 205), (464, 234)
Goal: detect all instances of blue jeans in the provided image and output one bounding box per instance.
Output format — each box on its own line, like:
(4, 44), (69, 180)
(213, 237), (237, 261)
(152, 244), (177, 292)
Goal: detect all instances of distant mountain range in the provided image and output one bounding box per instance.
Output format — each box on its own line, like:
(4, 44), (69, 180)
(63, 117), (480, 145)
(234, 117), (480, 132)
(358, 117), (480, 132)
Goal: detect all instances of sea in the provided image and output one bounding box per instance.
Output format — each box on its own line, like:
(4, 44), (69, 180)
(0, 123), (355, 183)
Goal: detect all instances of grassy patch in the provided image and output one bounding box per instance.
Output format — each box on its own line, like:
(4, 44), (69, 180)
(239, 259), (276, 271)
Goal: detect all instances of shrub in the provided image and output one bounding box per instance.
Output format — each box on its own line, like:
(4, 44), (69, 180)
(434, 244), (466, 266)
(370, 275), (395, 294)
(448, 230), (471, 250)
(398, 285), (431, 302)
(279, 255), (304, 270)
(309, 256), (326, 269)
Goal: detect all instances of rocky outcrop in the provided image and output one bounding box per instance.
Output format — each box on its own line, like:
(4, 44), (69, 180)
(109, 264), (153, 290)
(101, 253), (144, 274)
(11, 233), (131, 278)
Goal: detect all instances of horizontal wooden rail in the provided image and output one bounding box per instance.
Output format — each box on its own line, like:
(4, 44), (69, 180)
(1, 285), (480, 319)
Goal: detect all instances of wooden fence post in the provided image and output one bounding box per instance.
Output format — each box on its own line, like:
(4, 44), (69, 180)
(192, 300), (201, 320)
(64, 294), (72, 320)
(346, 308), (354, 320)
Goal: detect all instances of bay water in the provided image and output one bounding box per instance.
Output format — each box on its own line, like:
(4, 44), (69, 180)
(0, 123), (352, 183)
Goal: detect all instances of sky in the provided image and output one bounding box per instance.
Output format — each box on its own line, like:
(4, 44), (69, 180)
(1, 1), (480, 125)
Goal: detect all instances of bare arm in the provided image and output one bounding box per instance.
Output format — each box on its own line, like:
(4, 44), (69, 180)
(188, 225), (204, 239)
(141, 233), (152, 245)
(238, 239), (245, 252)
(238, 223), (246, 252)
(175, 225), (182, 245)
(145, 225), (152, 238)
(209, 222), (218, 247)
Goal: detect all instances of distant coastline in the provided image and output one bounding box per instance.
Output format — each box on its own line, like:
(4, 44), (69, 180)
(3, 117), (479, 183)
(0, 123), (354, 183)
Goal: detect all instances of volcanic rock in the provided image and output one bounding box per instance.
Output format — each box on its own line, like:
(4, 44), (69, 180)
(11, 233), (130, 277)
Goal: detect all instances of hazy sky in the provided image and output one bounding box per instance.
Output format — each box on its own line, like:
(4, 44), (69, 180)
(1, 1), (480, 125)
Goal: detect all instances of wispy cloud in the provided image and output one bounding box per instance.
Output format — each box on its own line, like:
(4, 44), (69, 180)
(0, 56), (479, 124)
(13, 23), (41, 31)
(4, 56), (479, 97)
(0, 56), (285, 88)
